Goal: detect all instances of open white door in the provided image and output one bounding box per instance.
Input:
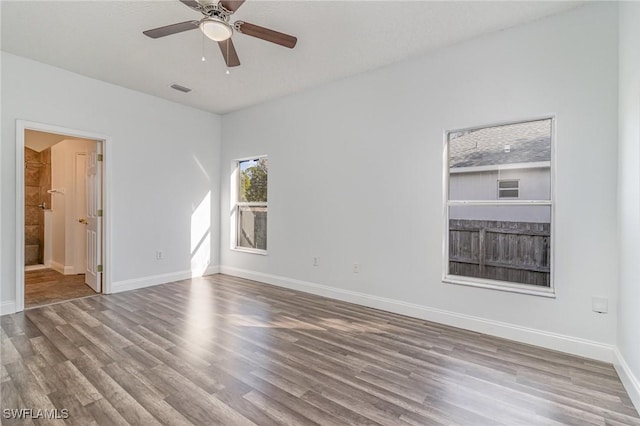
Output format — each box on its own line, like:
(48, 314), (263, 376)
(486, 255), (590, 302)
(75, 153), (88, 274)
(85, 143), (102, 292)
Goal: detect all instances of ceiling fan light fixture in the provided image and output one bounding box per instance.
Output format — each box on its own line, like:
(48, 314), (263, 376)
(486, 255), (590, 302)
(200, 17), (232, 41)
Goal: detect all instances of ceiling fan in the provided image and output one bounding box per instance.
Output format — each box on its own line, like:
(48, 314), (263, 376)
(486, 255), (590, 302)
(143, 0), (297, 68)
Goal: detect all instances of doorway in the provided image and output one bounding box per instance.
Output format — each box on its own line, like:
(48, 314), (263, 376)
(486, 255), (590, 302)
(16, 121), (109, 311)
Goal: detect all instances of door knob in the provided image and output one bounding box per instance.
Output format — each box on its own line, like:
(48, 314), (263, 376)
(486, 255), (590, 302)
(78, 218), (88, 225)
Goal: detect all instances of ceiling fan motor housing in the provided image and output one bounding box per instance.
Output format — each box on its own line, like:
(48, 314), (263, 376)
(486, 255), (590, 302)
(201, 1), (232, 21)
(198, 1), (234, 42)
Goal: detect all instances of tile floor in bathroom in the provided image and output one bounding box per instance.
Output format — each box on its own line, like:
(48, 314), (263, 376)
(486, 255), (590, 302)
(24, 268), (97, 309)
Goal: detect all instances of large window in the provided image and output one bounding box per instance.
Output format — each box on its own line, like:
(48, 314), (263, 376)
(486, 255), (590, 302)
(235, 157), (268, 252)
(445, 118), (553, 296)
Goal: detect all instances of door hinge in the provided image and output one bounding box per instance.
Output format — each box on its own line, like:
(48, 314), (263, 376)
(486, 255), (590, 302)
(97, 154), (103, 161)
(97, 265), (103, 272)
(97, 209), (103, 217)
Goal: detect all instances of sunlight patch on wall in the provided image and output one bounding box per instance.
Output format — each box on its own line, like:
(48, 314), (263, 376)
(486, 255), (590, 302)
(192, 154), (210, 182)
(191, 191), (211, 277)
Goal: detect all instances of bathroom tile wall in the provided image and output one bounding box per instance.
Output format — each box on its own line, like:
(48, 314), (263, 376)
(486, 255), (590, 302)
(24, 147), (51, 265)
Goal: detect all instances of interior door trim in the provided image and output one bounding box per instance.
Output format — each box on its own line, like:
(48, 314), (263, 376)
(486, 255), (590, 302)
(15, 120), (112, 312)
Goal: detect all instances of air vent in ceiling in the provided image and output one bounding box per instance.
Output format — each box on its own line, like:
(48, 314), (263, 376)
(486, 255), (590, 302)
(170, 83), (191, 93)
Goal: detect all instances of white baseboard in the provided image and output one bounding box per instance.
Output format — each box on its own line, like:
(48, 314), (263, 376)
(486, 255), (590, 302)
(49, 261), (74, 275)
(49, 261), (64, 274)
(110, 265), (220, 294)
(0, 301), (16, 316)
(614, 348), (640, 411)
(219, 266), (615, 363)
(25, 264), (47, 272)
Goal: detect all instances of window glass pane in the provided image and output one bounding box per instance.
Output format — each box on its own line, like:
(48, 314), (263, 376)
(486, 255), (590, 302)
(238, 206), (267, 250)
(499, 189), (519, 198)
(239, 158), (268, 202)
(448, 205), (551, 287)
(499, 180), (518, 189)
(449, 119), (551, 201)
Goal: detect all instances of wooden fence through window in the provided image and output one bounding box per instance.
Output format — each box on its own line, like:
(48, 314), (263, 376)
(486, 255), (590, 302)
(449, 219), (550, 287)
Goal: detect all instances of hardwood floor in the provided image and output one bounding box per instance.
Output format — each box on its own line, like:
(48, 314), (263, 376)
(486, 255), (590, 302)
(24, 268), (97, 309)
(2, 274), (638, 425)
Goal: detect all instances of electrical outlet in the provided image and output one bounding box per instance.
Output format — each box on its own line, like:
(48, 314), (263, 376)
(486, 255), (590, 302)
(353, 263), (360, 273)
(313, 257), (319, 267)
(156, 250), (164, 260)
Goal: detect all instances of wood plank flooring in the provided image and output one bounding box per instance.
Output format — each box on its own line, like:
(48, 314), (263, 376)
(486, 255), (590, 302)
(24, 268), (97, 309)
(2, 274), (638, 425)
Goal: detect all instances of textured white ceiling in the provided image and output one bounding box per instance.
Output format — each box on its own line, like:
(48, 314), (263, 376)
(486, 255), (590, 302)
(2, 1), (584, 114)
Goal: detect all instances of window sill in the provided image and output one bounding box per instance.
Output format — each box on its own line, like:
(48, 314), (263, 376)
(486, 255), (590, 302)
(231, 247), (268, 256)
(443, 275), (555, 298)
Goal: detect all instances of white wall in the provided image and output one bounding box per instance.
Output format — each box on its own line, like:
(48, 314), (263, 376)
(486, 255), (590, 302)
(50, 138), (96, 274)
(1, 52), (222, 311)
(221, 3), (619, 359)
(617, 1), (640, 408)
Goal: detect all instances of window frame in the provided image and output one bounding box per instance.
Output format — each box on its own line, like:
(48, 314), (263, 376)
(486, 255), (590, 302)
(232, 156), (268, 255)
(497, 179), (520, 199)
(442, 116), (556, 297)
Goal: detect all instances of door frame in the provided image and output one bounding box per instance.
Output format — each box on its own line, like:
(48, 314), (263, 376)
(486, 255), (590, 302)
(15, 120), (112, 312)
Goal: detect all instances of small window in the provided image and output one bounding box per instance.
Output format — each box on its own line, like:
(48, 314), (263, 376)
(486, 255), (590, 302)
(498, 179), (519, 199)
(445, 118), (553, 295)
(234, 157), (268, 252)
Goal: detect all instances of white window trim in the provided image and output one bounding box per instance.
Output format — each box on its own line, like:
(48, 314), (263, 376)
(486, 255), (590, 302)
(449, 161), (550, 174)
(230, 246), (268, 256)
(231, 156), (268, 255)
(442, 116), (556, 297)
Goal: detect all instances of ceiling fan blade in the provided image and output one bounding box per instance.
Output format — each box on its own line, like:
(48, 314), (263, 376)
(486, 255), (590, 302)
(220, 0), (245, 13)
(179, 0), (202, 12)
(235, 21), (297, 49)
(143, 21), (200, 39)
(218, 39), (240, 67)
